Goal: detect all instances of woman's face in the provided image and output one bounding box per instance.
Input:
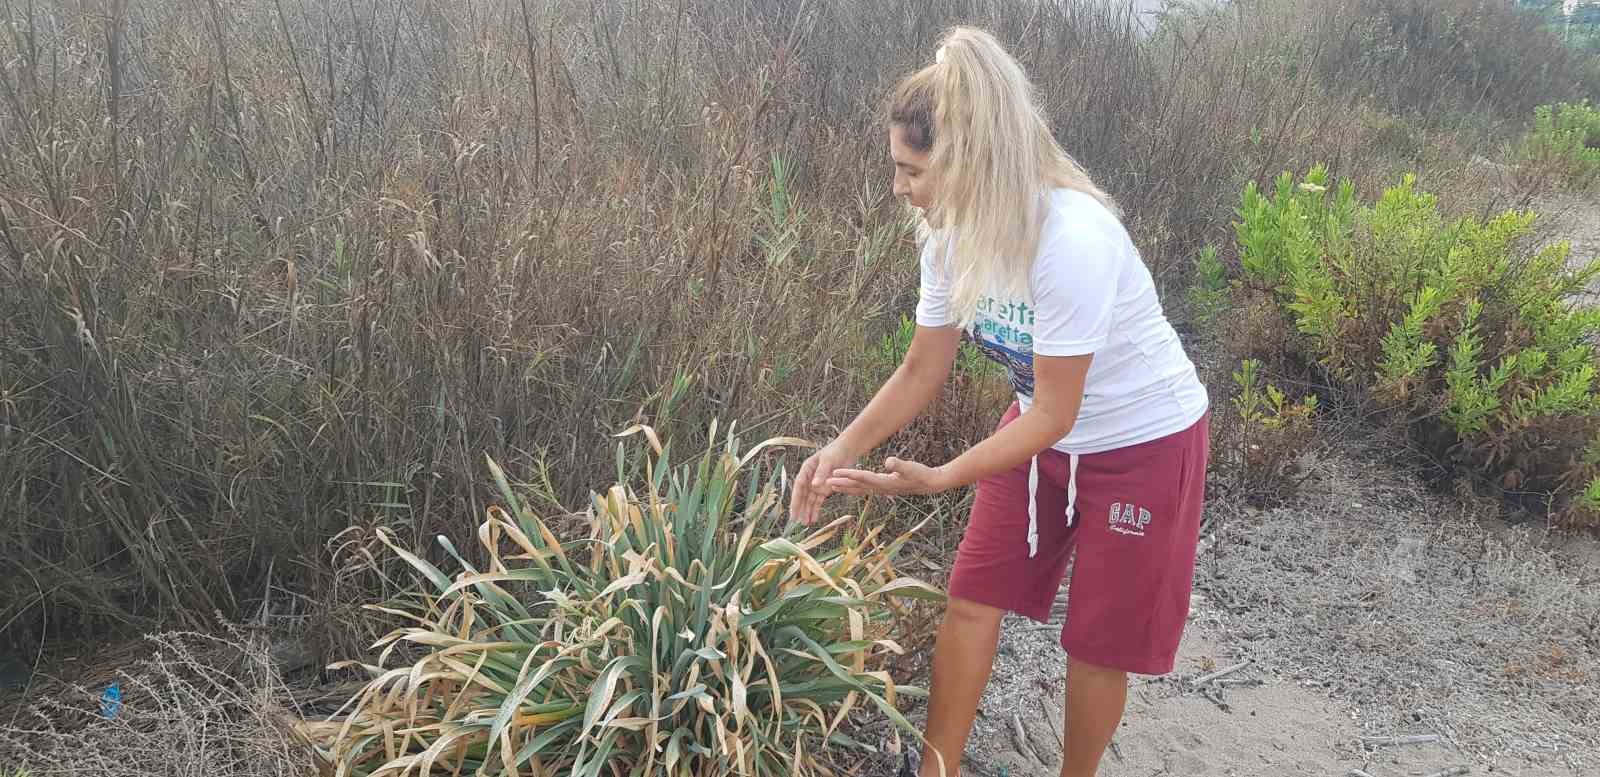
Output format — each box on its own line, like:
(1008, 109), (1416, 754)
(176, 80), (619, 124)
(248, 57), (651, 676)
(889, 123), (936, 211)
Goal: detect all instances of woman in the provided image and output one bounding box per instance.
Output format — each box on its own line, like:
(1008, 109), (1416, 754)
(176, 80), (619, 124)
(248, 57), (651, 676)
(788, 27), (1211, 777)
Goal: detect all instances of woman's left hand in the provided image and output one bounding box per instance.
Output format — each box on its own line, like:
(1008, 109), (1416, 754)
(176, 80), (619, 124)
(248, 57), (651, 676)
(825, 457), (954, 497)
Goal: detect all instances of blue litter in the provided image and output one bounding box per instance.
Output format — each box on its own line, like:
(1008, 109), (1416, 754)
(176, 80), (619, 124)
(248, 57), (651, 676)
(99, 681), (121, 719)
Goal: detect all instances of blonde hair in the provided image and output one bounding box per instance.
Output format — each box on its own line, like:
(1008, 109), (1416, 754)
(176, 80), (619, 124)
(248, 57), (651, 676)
(890, 26), (1117, 327)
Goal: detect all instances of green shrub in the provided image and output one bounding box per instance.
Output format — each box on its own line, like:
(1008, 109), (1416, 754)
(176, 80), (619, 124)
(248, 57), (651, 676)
(1518, 100), (1600, 190)
(1221, 358), (1320, 505)
(1233, 165), (1600, 524)
(1186, 245), (1231, 325)
(304, 425), (941, 775)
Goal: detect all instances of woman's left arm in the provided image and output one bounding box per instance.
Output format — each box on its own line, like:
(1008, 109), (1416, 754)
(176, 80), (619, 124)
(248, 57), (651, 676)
(825, 353), (1090, 497)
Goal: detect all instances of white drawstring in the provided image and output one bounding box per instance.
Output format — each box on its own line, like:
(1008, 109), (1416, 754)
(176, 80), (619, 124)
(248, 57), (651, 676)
(1026, 456), (1040, 558)
(1066, 453), (1080, 527)
(1026, 452), (1082, 558)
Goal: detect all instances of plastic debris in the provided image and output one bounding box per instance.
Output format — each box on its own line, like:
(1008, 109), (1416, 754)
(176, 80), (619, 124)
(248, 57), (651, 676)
(99, 681), (122, 719)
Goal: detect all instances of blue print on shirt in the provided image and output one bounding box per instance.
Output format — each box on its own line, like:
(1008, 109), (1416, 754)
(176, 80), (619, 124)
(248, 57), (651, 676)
(967, 296), (1036, 397)
(968, 332), (1036, 395)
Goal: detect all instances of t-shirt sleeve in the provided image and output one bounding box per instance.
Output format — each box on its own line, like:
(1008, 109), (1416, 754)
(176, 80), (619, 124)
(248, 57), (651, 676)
(914, 236), (954, 327)
(1031, 223), (1120, 357)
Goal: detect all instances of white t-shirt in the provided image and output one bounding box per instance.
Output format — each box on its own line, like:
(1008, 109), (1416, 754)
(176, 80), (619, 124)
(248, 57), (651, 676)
(915, 188), (1209, 455)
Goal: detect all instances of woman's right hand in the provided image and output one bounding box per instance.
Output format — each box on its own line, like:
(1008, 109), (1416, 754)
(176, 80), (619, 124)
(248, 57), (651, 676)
(790, 442), (857, 525)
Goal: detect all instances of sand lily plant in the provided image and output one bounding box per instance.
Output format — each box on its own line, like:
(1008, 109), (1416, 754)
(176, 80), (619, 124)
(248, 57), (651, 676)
(301, 423), (942, 776)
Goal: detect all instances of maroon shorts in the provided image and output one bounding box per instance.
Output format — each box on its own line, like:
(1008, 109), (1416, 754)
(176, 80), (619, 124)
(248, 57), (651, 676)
(947, 402), (1210, 676)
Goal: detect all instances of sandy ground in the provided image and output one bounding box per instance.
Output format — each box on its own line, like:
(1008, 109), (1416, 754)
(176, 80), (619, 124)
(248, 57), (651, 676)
(1537, 192), (1600, 264)
(960, 622), (1589, 777)
(1536, 191), (1600, 300)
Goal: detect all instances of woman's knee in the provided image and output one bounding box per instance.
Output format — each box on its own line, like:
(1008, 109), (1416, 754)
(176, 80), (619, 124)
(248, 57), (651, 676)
(1067, 654), (1129, 683)
(943, 596), (1005, 628)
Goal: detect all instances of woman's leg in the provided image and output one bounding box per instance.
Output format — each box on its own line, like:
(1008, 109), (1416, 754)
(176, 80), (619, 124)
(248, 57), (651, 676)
(918, 597), (1006, 777)
(1058, 656), (1128, 777)
(1054, 415), (1211, 776)
(926, 402), (1078, 776)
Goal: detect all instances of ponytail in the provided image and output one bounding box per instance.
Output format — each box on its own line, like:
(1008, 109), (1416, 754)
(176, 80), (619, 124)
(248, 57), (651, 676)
(889, 27), (1115, 328)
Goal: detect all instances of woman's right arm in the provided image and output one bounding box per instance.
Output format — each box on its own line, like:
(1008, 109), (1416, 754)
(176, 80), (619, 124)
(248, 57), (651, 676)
(790, 324), (960, 524)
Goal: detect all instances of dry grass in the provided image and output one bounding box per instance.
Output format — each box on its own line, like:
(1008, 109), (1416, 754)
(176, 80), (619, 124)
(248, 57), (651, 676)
(1, 0), (1594, 663)
(0, 628), (318, 777)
